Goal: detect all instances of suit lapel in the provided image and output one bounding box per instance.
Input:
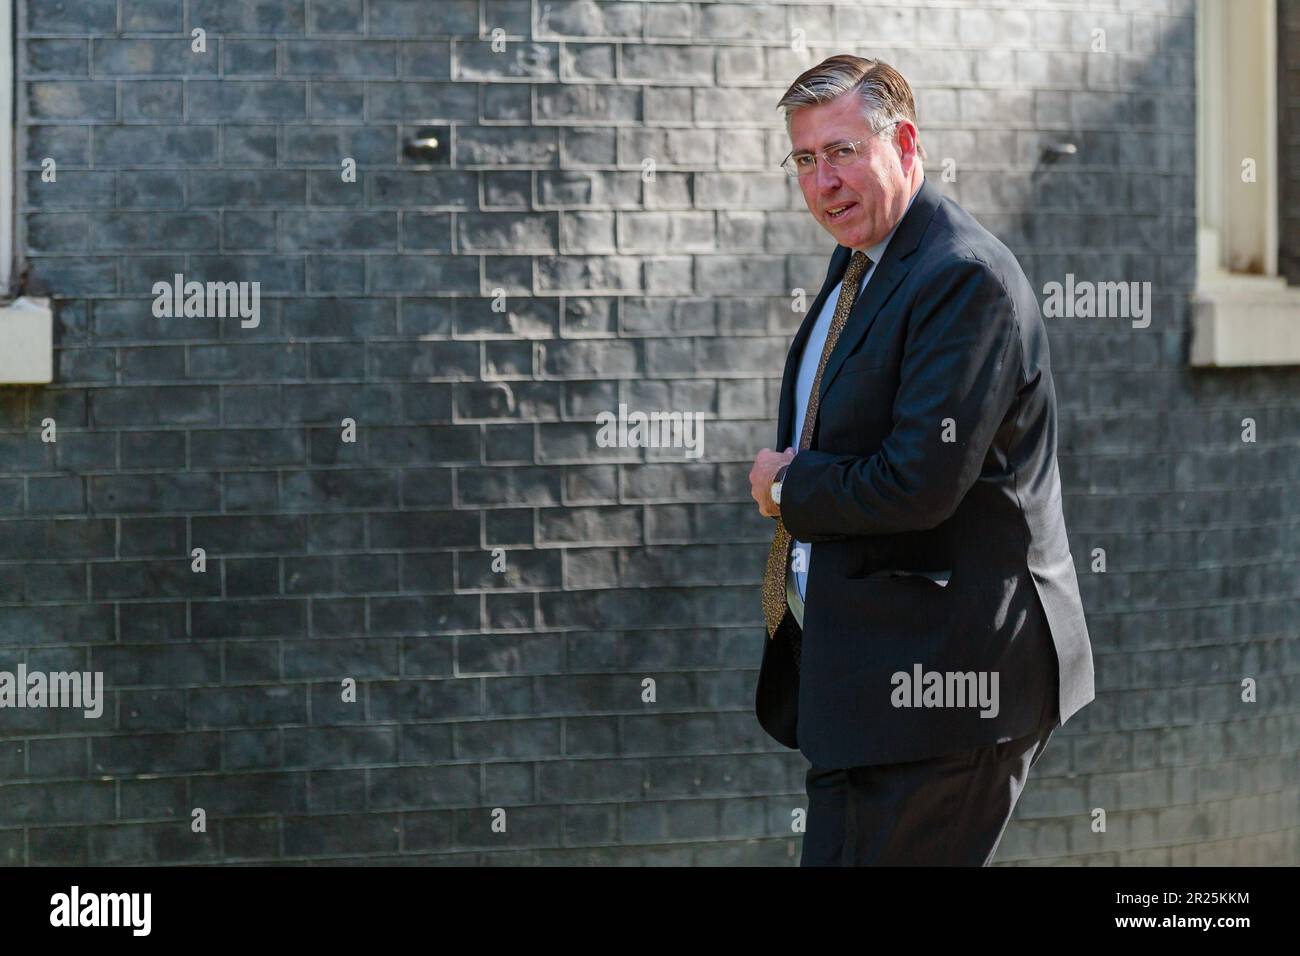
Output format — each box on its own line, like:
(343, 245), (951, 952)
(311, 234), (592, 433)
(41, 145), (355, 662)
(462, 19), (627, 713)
(775, 245), (849, 448)
(815, 177), (943, 412)
(775, 178), (945, 450)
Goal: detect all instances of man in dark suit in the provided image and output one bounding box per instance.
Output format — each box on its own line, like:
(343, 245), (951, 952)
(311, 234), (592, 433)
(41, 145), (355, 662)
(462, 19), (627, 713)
(748, 55), (1095, 865)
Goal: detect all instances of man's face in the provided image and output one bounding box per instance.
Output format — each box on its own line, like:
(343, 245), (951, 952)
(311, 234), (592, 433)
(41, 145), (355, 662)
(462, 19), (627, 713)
(788, 93), (915, 251)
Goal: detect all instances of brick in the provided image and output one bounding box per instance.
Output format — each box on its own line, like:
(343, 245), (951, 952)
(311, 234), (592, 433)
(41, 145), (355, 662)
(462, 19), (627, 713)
(457, 211), (554, 253)
(122, 0), (183, 32)
(188, 80), (306, 120)
(619, 210), (714, 253)
(483, 0), (531, 36)
(24, 39), (89, 75)
(368, 81), (477, 121)
(455, 126), (559, 165)
(188, 0), (306, 35)
(87, 211), (219, 251)
(455, 40), (559, 81)
(645, 3), (694, 39)
(122, 80), (183, 119)
(369, 0), (476, 36)
(537, 1), (643, 38)
(483, 82), (530, 120)
(560, 127), (616, 166)
(222, 125), (279, 163)
(560, 42), (615, 81)
(371, 170), (476, 207)
(29, 0), (117, 33)
(698, 4), (785, 41)
(26, 82), (116, 120)
(93, 39), (220, 75)
(94, 125), (217, 165)
(284, 125), (392, 163)
(399, 41), (451, 77)
(25, 125), (89, 165)
(309, 0), (363, 33)
(280, 210), (397, 250)
(283, 40), (397, 76)
(537, 170), (642, 207)
(223, 39), (276, 75)
(26, 212), (87, 251)
(559, 210), (616, 254)
(621, 45), (714, 83)
(368, 255), (479, 293)
(535, 84), (640, 123)
(692, 87), (778, 126)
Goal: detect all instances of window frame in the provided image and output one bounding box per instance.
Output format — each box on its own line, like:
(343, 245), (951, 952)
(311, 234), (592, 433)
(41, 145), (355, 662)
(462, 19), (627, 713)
(1191, 0), (1300, 366)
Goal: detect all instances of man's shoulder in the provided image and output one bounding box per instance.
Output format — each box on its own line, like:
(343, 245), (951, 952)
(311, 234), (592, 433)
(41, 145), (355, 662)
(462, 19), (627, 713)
(914, 195), (1034, 303)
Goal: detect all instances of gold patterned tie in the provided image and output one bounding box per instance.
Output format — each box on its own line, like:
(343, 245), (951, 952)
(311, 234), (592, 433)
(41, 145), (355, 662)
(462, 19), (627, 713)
(761, 250), (872, 641)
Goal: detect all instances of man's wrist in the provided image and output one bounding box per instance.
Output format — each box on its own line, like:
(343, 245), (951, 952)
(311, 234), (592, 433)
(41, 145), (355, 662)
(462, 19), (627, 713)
(770, 462), (791, 505)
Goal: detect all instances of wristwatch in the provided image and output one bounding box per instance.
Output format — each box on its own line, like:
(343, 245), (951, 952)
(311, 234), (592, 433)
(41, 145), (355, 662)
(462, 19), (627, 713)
(770, 463), (790, 506)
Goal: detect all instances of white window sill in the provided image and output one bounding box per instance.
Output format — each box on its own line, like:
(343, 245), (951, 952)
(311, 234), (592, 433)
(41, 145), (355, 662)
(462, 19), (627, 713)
(1190, 273), (1300, 367)
(0, 295), (53, 384)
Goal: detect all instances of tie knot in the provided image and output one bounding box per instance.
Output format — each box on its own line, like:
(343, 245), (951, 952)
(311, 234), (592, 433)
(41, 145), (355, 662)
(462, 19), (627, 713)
(845, 250), (872, 285)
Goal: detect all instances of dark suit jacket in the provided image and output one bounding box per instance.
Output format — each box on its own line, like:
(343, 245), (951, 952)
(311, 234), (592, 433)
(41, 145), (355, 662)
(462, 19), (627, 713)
(755, 176), (1095, 769)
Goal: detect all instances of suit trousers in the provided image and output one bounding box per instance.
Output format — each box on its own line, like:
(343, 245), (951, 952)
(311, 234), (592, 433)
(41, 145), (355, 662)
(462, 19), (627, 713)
(799, 713), (1057, 866)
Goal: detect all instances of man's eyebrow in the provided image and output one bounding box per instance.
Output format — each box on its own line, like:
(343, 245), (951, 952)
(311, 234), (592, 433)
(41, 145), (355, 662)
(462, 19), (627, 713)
(791, 137), (853, 154)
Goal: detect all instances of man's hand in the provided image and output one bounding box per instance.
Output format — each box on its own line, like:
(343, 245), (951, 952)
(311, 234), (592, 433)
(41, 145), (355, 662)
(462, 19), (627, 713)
(749, 446), (795, 518)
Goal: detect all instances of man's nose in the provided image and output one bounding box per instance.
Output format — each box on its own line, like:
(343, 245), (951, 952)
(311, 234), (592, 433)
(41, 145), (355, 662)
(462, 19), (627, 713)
(814, 158), (842, 192)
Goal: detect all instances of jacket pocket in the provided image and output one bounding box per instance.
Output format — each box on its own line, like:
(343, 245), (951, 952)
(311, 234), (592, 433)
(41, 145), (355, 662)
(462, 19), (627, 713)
(848, 568), (953, 587)
(825, 569), (963, 643)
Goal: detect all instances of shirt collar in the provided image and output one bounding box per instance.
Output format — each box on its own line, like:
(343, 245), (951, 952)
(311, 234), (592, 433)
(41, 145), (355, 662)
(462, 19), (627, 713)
(853, 177), (923, 265)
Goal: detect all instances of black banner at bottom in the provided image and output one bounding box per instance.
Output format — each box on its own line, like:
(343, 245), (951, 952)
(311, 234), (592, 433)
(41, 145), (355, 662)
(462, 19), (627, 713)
(1, 864), (1285, 942)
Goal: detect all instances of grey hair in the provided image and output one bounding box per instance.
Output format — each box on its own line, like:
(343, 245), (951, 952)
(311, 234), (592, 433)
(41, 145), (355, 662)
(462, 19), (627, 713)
(778, 55), (928, 163)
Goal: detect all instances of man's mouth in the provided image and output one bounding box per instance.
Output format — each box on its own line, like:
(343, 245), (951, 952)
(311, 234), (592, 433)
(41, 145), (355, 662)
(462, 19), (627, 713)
(826, 202), (856, 221)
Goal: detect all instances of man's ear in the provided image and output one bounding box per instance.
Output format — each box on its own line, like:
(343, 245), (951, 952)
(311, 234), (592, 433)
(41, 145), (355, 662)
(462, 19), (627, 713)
(896, 121), (921, 170)
(894, 121), (912, 154)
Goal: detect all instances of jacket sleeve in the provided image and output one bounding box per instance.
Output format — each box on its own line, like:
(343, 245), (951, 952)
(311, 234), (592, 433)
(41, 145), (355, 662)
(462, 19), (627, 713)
(778, 257), (1023, 539)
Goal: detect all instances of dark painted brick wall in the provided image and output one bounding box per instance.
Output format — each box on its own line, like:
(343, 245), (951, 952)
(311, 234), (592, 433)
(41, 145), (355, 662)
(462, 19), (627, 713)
(0, 0), (1296, 865)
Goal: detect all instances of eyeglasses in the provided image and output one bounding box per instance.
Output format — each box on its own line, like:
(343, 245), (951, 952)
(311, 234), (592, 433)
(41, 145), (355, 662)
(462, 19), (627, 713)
(780, 121), (901, 178)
